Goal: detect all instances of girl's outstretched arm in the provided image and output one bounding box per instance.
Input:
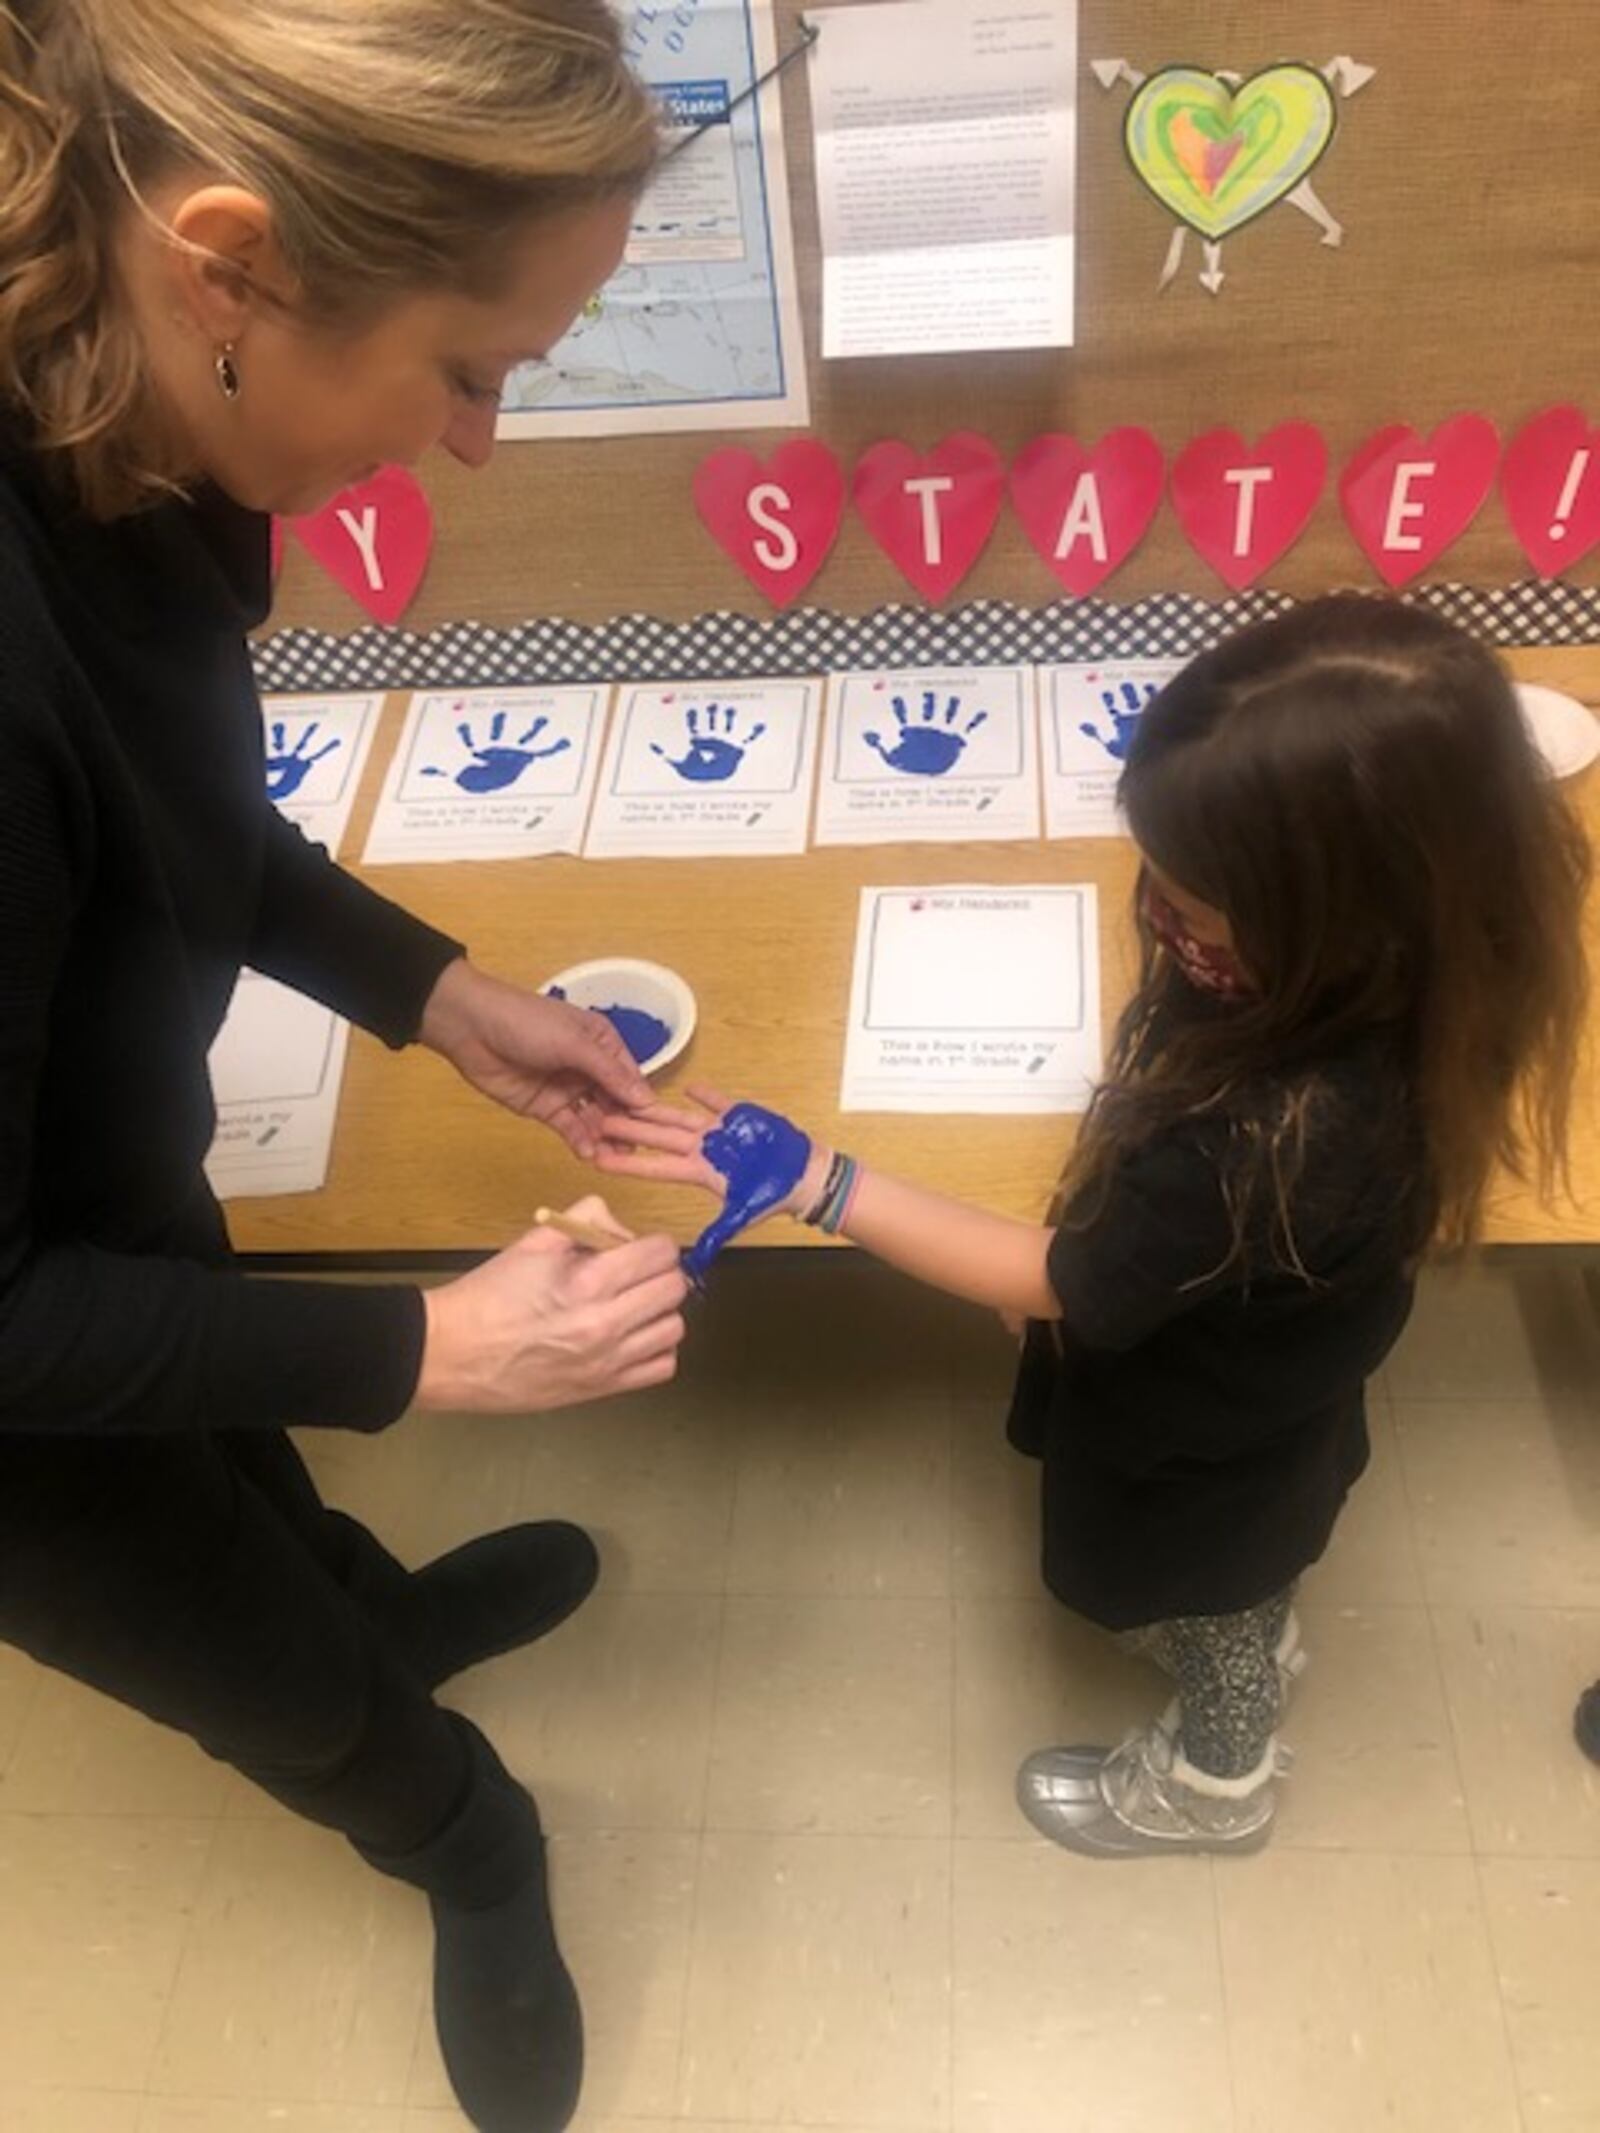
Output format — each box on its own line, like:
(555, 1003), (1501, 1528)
(595, 1086), (1060, 1320)
(810, 1159), (1060, 1318)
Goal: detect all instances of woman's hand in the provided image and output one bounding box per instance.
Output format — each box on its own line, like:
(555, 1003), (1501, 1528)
(419, 957), (652, 1159)
(415, 1195), (687, 1412)
(594, 1083), (829, 1221)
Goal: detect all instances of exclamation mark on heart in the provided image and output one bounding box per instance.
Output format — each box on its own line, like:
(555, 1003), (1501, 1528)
(1548, 450), (1592, 547)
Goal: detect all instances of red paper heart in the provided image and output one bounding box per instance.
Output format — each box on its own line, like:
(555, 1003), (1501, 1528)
(692, 442), (844, 606)
(1340, 417), (1501, 588)
(1009, 429), (1165, 596)
(288, 466), (433, 624)
(853, 433), (1005, 602)
(1171, 423), (1328, 590)
(1500, 405), (1600, 577)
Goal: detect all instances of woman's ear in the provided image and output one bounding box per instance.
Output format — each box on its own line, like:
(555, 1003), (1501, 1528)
(163, 184), (286, 343)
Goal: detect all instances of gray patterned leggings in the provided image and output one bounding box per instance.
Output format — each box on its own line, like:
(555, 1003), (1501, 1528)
(1115, 1585), (1297, 1780)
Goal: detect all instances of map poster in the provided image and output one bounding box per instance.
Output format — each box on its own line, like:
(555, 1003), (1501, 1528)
(496, 0), (808, 439)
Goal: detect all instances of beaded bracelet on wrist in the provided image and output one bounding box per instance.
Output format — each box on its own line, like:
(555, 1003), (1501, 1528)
(807, 1153), (860, 1236)
(802, 1150), (850, 1227)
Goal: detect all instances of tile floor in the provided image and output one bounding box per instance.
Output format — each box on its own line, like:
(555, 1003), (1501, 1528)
(2, 1253), (1599, 2132)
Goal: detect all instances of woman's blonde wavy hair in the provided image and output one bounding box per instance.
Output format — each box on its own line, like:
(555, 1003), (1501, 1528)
(0, 0), (660, 515)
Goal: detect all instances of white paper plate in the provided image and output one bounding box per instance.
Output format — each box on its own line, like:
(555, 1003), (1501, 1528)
(1516, 682), (1600, 781)
(543, 956), (697, 1074)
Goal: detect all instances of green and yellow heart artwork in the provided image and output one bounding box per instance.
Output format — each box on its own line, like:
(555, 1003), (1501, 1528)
(1126, 66), (1336, 240)
(1094, 55), (1374, 294)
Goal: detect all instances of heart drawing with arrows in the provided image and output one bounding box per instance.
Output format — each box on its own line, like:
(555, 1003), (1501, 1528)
(1094, 53), (1375, 295)
(1124, 66), (1336, 240)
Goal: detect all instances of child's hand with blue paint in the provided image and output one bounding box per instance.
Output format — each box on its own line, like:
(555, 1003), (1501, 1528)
(594, 1084), (828, 1282)
(599, 1085), (1059, 1321)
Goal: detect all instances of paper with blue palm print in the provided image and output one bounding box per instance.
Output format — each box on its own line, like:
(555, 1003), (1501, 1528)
(260, 693), (383, 854)
(363, 686), (606, 863)
(1041, 659), (1185, 839)
(584, 677), (822, 858)
(816, 665), (1041, 847)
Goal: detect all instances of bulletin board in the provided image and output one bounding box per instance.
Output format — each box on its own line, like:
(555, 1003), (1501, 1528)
(260, 0), (1600, 659)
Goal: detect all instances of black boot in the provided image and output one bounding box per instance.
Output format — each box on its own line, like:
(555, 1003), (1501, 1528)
(366, 1718), (583, 2132)
(430, 1837), (583, 2132)
(335, 1518), (600, 1688)
(1577, 1680), (1600, 1765)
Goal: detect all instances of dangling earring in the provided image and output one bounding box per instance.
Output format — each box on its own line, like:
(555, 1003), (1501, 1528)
(214, 342), (241, 400)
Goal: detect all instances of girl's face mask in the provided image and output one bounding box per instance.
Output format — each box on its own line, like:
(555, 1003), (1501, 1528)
(1141, 881), (1254, 1001)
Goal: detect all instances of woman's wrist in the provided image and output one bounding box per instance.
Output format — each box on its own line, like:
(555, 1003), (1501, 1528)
(414, 1287), (443, 1409)
(414, 1285), (463, 1411)
(417, 953), (476, 1058)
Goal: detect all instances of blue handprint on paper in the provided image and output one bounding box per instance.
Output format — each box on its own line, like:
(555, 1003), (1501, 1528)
(423, 709), (571, 794)
(1079, 680), (1160, 762)
(864, 691), (988, 777)
(650, 703), (767, 784)
(264, 719), (341, 802)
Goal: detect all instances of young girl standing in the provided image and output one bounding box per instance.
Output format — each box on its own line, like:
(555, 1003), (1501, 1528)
(597, 598), (1590, 1856)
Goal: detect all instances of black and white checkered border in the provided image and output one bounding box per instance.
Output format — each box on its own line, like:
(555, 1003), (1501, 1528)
(251, 580), (1600, 694)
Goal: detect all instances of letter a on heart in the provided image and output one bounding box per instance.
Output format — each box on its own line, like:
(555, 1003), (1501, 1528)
(1009, 429), (1166, 595)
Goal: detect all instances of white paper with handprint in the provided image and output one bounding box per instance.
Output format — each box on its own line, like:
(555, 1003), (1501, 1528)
(362, 687), (607, 863)
(1041, 660), (1185, 838)
(261, 693), (384, 855)
(583, 677), (822, 858)
(840, 884), (1101, 1113)
(816, 666), (1041, 846)
(205, 972), (350, 1199)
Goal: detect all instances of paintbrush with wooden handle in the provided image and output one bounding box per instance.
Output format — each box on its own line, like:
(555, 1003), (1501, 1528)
(533, 1206), (631, 1253)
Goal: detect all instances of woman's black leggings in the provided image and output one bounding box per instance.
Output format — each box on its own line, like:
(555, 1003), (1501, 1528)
(0, 1428), (523, 1900)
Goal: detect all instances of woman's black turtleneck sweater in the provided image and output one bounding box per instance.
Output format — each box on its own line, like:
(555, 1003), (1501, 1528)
(0, 436), (462, 1438)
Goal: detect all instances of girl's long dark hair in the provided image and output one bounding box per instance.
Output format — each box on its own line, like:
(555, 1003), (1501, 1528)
(1059, 597), (1591, 1258)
